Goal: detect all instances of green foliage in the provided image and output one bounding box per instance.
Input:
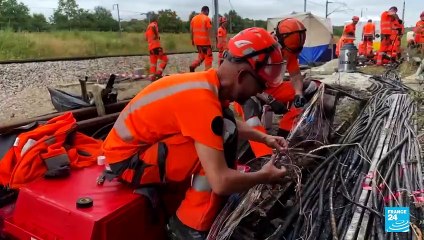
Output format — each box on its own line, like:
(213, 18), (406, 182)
(0, 0), (264, 34)
(31, 14), (50, 32)
(157, 9), (183, 33)
(333, 26), (344, 37)
(0, 31), (195, 60)
(0, 0), (31, 31)
(165, 37), (176, 51)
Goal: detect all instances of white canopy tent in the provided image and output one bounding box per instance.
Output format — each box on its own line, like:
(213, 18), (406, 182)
(267, 12), (334, 64)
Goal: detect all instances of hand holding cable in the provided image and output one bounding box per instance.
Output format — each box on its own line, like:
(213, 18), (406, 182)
(263, 134), (288, 153)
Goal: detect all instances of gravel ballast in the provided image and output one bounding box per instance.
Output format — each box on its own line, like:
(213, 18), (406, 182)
(0, 52), (219, 123)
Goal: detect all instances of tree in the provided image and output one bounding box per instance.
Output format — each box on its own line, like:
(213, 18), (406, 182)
(0, 0), (31, 31)
(121, 19), (147, 32)
(76, 9), (95, 30)
(145, 11), (158, 23)
(225, 10), (244, 33)
(157, 9), (183, 33)
(56, 0), (79, 20)
(30, 13), (50, 32)
(51, 0), (79, 30)
(93, 6), (118, 31)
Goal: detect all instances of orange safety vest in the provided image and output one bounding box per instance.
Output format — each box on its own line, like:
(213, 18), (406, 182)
(343, 23), (356, 37)
(145, 22), (161, 51)
(191, 14), (212, 46)
(217, 26), (228, 51)
(102, 69), (228, 186)
(0, 112), (102, 189)
(392, 20), (404, 35)
(416, 20), (424, 43)
(363, 22), (375, 37)
(342, 23), (356, 44)
(381, 11), (394, 35)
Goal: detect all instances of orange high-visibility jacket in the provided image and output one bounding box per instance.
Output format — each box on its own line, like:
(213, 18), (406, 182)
(381, 11), (395, 35)
(343, 23), (356, 37)
(363, 22), (376, 37)
(145, 22), (161, 51)
(0, 112), (102, 189)
(191, 13), (212, 46)
(102, 69), (226, 186)
(217, 26), (228, 51)
(415, 20), (424, 43)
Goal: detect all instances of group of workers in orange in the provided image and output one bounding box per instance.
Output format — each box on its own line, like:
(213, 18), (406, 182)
(114, 5), (424, 240)
(376, 6), (405, 64)
(336, 7), (423, 65)
(106, 5), (314, 240)
(414, 11), (424, 54)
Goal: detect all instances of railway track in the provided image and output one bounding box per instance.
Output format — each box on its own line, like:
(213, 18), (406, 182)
(0, 51), (201, 64)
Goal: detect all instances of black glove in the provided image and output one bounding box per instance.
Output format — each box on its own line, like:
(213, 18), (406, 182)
(269, 99), (288, 114)
(293, 94), (306, 108)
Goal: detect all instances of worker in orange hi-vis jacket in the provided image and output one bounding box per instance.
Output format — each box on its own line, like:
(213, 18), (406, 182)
(145, 15), (168, 81)
(415, 11), (424, 54)
(378, 6), (398, 54)
(336, 16), (359, 56)
(189, 6), (214, 72)
(390, 17), (404, 59)
(232, 18), (310, 159)
(362, 19), (376, 57)
(216, 16), (228, 66)
(102, 27), (289, 240)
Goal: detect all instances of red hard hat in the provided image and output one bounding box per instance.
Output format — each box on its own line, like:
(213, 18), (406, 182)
(226, 27), (284, 88)
(219, 16), (227, 24)
(352, 16), (360, 21)
(276, 18), (307, 54)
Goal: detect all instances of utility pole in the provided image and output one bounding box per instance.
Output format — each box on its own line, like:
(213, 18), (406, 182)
(325, 0), (329, 18)
(113, 4), (122, 36)
(304, 0), (307, 12)
(325, 0), (333, 18)
(402, 0), (405, 21)
(213, 0), (219, 37)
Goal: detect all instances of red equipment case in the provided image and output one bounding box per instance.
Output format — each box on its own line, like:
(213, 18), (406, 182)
(2, 166), (167, 240)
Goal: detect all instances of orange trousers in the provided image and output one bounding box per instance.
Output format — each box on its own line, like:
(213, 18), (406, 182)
(140, 134), (224, 232)
(190, 45), (213, 71)
(149, 47), (168, 76)
(378, 34), (392, 54)
(363, 36), (374, 57)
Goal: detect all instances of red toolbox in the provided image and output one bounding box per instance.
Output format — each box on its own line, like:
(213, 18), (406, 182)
(3, 166), (167, 240)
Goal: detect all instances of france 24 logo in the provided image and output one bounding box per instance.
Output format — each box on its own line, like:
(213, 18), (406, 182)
(384, 207), (410, 233)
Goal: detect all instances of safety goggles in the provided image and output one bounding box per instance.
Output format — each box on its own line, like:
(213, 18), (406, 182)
(224, 46), (284, 88)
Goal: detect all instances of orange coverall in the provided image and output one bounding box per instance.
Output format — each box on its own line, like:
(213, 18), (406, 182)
(102, 69), (237, 232)
(190, 13), (213, 71)
(145, 21), (168, 78)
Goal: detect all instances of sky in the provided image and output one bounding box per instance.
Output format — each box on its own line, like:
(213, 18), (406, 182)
(20, 0), (423, 27)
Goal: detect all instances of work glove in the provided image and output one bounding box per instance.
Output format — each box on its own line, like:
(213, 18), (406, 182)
(269, 99), (288, 115)
(293, 94), (306, 108)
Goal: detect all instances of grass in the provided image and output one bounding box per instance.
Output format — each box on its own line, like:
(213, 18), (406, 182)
(0, 30), (195, 61)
